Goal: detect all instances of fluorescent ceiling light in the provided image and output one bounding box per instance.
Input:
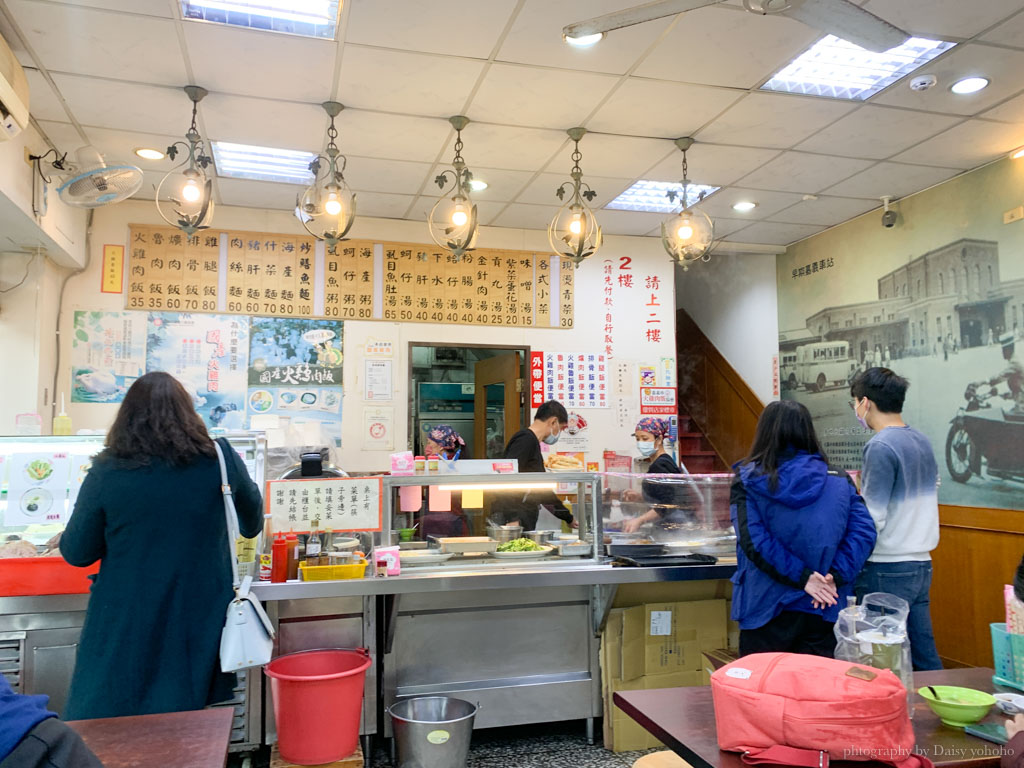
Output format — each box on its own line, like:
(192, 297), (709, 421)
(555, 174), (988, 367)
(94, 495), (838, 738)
(951, 76), (989, 94)
(211, 141), (317, 185)
(1012, 147), (1024, 160)
(732, 201), (757, 212)
(760, 35), (955, 101)
(605, 180), (719, 214)
(134, 147), (165, 160)
(469, 179), (488, 192)
(180, 0), (339, 39)
(564, 32), (604, 48)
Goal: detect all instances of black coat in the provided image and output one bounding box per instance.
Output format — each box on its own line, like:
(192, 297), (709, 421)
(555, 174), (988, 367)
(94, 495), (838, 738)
(61, 438), (262, 720)
(494, 429), (572, 530)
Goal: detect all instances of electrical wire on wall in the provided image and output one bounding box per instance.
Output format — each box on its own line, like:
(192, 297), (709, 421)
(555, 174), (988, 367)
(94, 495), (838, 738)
(0, 249), (39, 294)
(51, 209), (94, 420)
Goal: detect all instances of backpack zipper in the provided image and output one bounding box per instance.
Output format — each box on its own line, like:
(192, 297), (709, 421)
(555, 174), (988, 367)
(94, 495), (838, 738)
(783, 710), (905, 725)
(756, 655), (786, 692)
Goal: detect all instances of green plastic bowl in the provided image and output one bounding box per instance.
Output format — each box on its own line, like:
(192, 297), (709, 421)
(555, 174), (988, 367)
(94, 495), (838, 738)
(918, 686), (996, 727)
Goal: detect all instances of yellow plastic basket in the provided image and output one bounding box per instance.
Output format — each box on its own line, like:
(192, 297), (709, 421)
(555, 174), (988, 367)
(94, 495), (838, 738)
(299, 559), (368, 581)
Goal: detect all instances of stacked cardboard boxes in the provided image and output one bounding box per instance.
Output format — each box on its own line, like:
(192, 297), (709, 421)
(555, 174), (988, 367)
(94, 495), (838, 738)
(601, 599), (727, 752)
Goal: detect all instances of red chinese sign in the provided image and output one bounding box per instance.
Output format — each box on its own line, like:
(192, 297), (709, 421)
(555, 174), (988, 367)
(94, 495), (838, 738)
(530, 350), (546, 408)
(640, 386), (677, 415)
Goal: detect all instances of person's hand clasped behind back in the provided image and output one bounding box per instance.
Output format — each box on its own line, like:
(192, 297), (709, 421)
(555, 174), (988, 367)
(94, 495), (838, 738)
(805, 571), (839, 610)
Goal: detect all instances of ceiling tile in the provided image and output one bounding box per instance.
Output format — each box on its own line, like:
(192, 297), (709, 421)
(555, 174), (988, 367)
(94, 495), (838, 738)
(891, 120), (1024, 168)
(873, 44), (1024, 117)
(4, 0), (186, 85)
(35, 120), (85, 153)
(699, 187), (805, 220)
(183, 22), (335, 102)
(796, 106), (962, 160)
(696, 93), (856, 150)
(823, 161), (961, 198)
(723, 221), (825, 245)
(768, 196), (879, 226)
(586, 79), (742, 138)
(344, 0), (518, 59)
(423, 166), (533, 204)
(497, 0), (672, 75)
(594, 209), (665, 236)
(467, 63), (619, 130)
(50, 74), (184, 135)
(634, 5), (820, 89)
(333, 111), (450, 163)
(516, 173), (633, 208)
(406, 197), (506, 227)
(201, 93), (325, 151)
(864, 0), (1024, 39)
(337, 47), (485, 118)
(983, 92), (1024, 124)
(491, 203), (561, 231)
(132, 169), (166, 202)
(545, 133), (674, 179)
(23, 68), (68, 122)
(344, 158), (432, 195)
(80, 126), (180, 168)
(217, 178), (299, 210)
(352, 191), (418, 219)
(52, 0), (174, 15)
(642, 144), (780, 187)
(459, 124), (569, 172)
(982, 9), (1024, 49)
(736, 152), (874, 194)
(704, 217), (752, 239)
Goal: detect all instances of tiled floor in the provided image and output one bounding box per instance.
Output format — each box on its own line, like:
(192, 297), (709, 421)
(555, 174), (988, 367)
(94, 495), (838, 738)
(373, 720), (658, 768)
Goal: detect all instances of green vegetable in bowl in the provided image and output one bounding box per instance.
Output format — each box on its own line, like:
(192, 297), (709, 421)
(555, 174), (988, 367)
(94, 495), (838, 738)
(497, 538), (544, 553)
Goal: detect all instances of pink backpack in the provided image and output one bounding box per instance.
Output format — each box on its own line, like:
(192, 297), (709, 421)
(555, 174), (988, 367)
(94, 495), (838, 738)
(711, 653), (933, 768)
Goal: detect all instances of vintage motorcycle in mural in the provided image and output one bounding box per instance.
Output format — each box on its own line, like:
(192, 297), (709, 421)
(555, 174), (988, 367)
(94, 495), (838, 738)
(946, 384), (1024, 484)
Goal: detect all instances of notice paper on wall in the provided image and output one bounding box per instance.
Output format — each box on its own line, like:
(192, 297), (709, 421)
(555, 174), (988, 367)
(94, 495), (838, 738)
(363, 406), (394, 451)
(70, 311), (146, 404)
(266, 477), (383, 532)
(542, 352), (608, 409)
(364, 359), (393, 401)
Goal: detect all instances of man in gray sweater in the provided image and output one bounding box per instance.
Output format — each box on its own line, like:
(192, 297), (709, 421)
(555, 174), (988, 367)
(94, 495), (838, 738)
(850, 367), (942, 670)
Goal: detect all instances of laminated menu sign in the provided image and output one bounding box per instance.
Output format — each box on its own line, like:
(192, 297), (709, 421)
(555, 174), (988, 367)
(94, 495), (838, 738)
(226, 233), (316, 318)
(542, 352), (609, 409)
(323, 241), (375, 320)
(266, 477), (383, 532)
(6, 452), (71, 526)
(127, 227), (220, 313)
(640, 387), (677, 415)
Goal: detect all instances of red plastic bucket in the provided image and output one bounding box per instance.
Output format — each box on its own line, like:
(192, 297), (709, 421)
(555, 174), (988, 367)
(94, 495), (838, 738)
(265, 648), (371, 765)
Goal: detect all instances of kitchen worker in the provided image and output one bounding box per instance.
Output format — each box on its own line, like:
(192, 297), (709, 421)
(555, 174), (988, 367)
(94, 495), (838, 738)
(423, 424), (467, 461)
(493, 400), (575, 530)
(622, 417), (700, 533)
(419, 424), (471, 538)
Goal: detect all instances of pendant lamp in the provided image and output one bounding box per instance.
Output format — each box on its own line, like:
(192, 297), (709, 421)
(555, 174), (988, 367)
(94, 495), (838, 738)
(156, 86), (215, 236)
(296, 101), (357, 250)
(661, 137), (714, 270)
(427, 115), (478, 261)
(549, 127), (602, 268)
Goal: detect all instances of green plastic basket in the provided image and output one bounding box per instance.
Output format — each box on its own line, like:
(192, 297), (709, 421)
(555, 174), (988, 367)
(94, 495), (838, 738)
(991, 623), (1024, 691)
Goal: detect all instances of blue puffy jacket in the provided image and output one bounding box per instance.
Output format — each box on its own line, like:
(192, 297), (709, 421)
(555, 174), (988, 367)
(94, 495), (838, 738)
(730, 451), (877, 630)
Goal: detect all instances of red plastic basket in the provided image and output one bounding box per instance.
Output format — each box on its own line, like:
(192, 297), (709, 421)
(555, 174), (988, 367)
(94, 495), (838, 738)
(0, 557), (99, 597)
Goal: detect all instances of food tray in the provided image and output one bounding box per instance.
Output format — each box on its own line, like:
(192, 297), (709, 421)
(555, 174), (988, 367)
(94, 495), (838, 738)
(399, 541), (428, 550)
(299, 559), (368, 581)
(438, 537), (498, 554)
(398, 551), (454, 566)
(607, 543), (667, 558)
(557, 541), (592, 557)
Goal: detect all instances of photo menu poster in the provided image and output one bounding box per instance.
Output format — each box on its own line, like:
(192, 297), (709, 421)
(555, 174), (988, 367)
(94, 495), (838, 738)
(70, 311), (146, 403)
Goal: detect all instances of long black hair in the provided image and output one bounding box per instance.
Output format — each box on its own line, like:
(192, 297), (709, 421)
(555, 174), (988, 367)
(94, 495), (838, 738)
(103, 372), (215, 466)
(742, 400), (828, 490)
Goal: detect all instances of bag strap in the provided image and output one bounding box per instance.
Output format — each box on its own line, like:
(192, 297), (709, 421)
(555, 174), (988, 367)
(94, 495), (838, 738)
(213, 440), (240, 591)
(742, 747), (934, 768)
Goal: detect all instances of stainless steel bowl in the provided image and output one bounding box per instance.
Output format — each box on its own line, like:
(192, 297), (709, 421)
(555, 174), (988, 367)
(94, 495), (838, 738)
(487, 524), (523, 544)
(525, 530), (552, 544)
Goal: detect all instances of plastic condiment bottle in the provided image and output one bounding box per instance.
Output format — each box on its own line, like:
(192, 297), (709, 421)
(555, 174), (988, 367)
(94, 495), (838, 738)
(271, 533), (288, 583)
(414, 456), (426, 473)
(426, 455), (439, 473)
(52, 394), (72, 436)
(306, 519), (322, 558)
(285, 531), (300, 581)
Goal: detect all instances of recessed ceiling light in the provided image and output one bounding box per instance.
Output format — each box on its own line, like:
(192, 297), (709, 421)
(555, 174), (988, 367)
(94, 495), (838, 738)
(732, 201), (757, 213)
(180, 0), (339, 39)
(951, 76), (989, 95)
(134, 147), (165, 160)
(761, 35), (955, 101)
(1012, 147), (1024, 160)
(564, 32), (604, 48)
(211, 141), (317, 185)
(468, 179), (488, 192)
(606, 180), (719, 214)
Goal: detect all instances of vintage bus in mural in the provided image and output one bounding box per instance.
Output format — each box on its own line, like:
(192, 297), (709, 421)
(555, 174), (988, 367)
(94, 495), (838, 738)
(795, 341), (859, 392)
(780, 351), (799, 390)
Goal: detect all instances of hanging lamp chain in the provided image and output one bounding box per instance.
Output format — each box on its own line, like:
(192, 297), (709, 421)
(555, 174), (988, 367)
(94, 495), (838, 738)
(571, 139), (583, 178)
(327, 115), (339, 154)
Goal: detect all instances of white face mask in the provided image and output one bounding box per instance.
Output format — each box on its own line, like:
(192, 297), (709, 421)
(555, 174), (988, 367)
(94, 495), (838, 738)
(637, 440), (656, 457)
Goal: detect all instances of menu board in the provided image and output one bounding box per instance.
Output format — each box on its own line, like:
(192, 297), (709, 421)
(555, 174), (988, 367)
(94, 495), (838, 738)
(266, 477), (383, 532)
(126, 226), (573, 328)
(540, 352), (609, 409)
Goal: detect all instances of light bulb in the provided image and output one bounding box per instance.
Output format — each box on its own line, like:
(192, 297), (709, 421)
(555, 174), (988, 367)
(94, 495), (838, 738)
(569, 214), (583, 235)
(564, 32), (604, 47)
(324, 191), (342, 216)
(677, 223), (694, 241)
(451, 204), (469, 227)
(182, 178), (201, 203)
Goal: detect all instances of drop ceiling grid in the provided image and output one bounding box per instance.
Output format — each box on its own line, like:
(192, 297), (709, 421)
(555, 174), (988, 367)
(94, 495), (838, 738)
(2, 0), (1024, 243)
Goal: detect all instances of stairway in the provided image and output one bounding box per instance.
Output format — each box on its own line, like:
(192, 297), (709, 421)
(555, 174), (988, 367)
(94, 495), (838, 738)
(676, 410), (729, 474)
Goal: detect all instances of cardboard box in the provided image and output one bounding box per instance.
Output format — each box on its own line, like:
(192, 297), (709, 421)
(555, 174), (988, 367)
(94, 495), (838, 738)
(619, 600), (727, 679)
(726, 599), (739, 650)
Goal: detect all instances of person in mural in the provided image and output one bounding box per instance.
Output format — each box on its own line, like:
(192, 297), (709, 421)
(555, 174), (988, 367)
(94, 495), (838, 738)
(423, 424), (467, 461)
(315, 339), (344, 368)
(850, 367), (943, 670)
(979, 333), (1024, 415)
(622, 417), (701, 534)
(730, 400), (876, 658)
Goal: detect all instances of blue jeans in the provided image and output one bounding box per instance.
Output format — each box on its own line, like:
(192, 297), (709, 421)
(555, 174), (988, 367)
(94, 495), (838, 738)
(856, 560), (943, 671)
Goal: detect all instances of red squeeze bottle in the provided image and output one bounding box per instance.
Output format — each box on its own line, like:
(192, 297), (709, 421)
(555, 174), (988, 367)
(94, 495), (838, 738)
(271, 533), (288, 583)
(285, 531), (300, 581)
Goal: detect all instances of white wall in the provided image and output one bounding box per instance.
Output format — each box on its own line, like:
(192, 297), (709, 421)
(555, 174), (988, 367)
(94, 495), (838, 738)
(674, 250), (778, 404)
(45, 200), (678, 471)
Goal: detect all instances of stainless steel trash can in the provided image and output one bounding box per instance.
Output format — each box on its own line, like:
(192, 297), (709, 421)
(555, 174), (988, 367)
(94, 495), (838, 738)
(388, 696), (478, 768)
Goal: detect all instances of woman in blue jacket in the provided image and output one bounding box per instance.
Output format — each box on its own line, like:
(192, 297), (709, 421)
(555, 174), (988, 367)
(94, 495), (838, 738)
(732, 400), (877, 657)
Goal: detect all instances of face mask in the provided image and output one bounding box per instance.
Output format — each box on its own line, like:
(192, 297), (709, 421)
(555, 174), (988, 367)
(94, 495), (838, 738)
(543, 423), (561, 445)
(854, 399), (870, 430)
(637, 440), (656, 457)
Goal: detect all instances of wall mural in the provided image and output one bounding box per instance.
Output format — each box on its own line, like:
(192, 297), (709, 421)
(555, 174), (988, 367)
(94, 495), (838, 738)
(777, 157), (1024, 511)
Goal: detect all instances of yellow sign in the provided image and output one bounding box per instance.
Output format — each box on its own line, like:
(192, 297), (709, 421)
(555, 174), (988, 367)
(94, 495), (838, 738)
(100, 244), (124, 294)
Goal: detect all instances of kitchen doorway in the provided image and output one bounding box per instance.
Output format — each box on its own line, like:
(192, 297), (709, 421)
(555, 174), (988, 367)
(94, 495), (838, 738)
(409, 343), (529, 459)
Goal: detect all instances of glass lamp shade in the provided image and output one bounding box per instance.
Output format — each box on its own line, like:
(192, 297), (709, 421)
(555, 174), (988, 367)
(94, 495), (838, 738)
(549, 202), (602, 268)
(428, 194), (478, 259)
(662, 207), (714, 269)
(155, 166), (215, 236)
(296, 179), (357, 249)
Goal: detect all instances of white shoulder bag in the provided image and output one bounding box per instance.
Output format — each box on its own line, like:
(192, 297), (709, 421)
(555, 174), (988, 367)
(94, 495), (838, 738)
(214, 440), (275, 673)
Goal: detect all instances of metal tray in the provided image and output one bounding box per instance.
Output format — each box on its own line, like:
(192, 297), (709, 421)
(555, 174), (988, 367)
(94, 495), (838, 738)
(438, 536), (498, 554)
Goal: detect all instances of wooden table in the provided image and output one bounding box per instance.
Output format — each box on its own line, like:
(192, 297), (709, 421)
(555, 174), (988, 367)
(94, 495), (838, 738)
(614, 667), (1012, 768)
(67, 708), (233, 768)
